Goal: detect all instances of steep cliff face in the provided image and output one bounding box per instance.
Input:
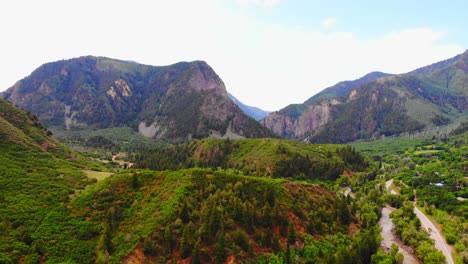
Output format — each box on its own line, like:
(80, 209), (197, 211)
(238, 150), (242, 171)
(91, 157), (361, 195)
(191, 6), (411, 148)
(262, 99), (338, 139)
(263, 50), (468, 143)
(1, 56), (273, 141)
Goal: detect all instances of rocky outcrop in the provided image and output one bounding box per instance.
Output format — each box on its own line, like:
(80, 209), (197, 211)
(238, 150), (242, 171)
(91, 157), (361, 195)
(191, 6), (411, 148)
(263, 99), (338, 139)
(1, 56), (273, 141)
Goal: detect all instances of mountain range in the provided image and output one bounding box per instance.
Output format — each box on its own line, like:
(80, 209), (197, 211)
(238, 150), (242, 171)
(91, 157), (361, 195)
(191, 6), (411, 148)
(1, 51), (467, 144)
(263, 50), (468, 143)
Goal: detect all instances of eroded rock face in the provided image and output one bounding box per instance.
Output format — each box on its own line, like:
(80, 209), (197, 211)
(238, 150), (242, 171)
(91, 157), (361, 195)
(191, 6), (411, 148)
(107, 79), (132, 100)
(138, 121), (166, 138)
(295, 102), (334, 138)
(263, 100), (336, 139)
(262, 113), (295, 138)
(115, 79), (132, 97)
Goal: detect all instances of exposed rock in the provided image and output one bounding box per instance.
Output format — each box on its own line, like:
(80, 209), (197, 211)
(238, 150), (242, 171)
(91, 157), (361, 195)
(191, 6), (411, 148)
(106, 87), (117, 99)
(138, 121), (166, 138)
(0, 56), (273, 141)
(262, 100), (335, 139)
(115, 79), (132, 97)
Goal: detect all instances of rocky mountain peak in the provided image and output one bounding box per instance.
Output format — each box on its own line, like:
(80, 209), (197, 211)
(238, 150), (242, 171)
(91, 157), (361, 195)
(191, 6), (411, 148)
(1, 57), (272, 141)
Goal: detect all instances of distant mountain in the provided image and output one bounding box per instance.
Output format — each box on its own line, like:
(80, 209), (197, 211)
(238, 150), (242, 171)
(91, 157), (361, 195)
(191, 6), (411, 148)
(1, 56), (273, 142)
(262, 71), (393, 138)
(228, 92), (270, 120)
(304, 71), (392, 105)
(263, 50), (468, 143)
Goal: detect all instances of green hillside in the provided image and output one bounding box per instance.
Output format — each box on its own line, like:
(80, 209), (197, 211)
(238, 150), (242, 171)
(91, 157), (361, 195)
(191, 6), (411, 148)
(0, 98), (110, 263)
(72, 168), (360, 263)
(132, 138), (368, 181)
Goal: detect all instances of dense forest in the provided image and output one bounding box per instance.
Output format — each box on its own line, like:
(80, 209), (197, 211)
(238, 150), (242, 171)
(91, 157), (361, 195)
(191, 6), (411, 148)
(130, 138), (368, 182)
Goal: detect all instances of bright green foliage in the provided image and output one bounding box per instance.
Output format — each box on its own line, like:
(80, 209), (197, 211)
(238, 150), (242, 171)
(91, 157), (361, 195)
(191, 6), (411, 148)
(357, 131), (467, 263)
(71, 168), (354, 262)
(0, 98), (103, 263)
(132, 138), (368, 181)
(391, 202), (447, 263)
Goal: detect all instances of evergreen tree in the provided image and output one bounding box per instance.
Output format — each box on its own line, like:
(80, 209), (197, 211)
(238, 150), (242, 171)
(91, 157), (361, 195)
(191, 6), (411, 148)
(262, 203), (272, 228)
(180, 224), (192, 258)
(191, 239), (201, 264)
(287, 222), (296, 245)
(272, 233), (281, 253)
(180, 200), (190, 223)
(214, 232), (227, 264)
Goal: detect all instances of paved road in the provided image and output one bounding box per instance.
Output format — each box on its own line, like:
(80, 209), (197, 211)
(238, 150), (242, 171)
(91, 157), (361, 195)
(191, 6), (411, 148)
(413, 206), (454, 264)
(379, 207), (420, 264)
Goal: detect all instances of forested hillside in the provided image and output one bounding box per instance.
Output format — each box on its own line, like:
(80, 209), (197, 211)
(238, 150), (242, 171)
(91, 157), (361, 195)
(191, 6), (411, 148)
(0, 98), (105, 263)
(131, 138), (368, 181)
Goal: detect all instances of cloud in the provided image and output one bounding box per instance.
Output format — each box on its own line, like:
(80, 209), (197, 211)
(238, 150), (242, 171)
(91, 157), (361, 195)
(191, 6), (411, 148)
(0, 1), (463, 111)
(322, 17), (337, 29)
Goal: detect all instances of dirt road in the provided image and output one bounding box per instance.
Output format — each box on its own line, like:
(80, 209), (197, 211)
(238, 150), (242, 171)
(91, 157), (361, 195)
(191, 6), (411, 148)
(385, 179), (398, 195)
(379, 206), (420, 264)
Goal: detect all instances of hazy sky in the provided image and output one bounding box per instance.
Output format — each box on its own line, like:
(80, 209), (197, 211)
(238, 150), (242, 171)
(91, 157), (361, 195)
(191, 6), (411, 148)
(0, 0), (466, 111)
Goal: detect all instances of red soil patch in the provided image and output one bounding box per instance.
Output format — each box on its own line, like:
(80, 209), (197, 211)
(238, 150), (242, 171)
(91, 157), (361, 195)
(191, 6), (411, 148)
(226, 255), (236, 264)
(41, 140), (49, 151)
(122, 247), (147, 264)
(343, 170), (356, 179)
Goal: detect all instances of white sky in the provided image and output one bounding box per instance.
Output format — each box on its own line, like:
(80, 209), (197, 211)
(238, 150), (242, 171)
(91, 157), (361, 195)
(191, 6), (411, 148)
(0, 0), (464, 111)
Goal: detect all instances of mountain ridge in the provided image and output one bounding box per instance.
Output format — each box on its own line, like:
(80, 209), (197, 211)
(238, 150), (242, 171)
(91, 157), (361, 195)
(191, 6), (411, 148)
(263, 50), (468, 142)
(1, 56), (273, 142)
(228, 92), (270, 120)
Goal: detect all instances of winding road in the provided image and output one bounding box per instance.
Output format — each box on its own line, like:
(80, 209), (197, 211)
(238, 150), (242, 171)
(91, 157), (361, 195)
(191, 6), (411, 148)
(383, 180), (454, 264)
(413, 194), (454, 264)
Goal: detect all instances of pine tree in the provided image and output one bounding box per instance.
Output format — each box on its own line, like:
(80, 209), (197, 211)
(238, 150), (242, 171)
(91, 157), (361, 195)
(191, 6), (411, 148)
(191, 239), (201, 264)
(180, 200), (190, 223)
(286, 243), (292, 264)
(180, 224), (192, 258)
(262, 203), (272, 228)
(272, 233), (281, 253)
(214, 232), (227, 264)
(287, 222), (296, 245)
(264, 229), (273, 247)
(164, 225), (173, 254)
